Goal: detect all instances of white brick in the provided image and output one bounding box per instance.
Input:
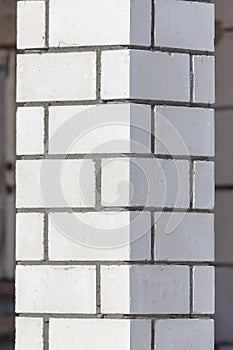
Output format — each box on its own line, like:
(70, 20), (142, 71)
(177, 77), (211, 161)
(193, 55), (215, 104)
(193, 266), (215, 314)
(101, 265), (189, 314)
(154, 0), (214, 51)
(16, 265), (96, 313)
(154, 319), (214, 350)
(102, 158), (190, 208)
(49, 0), (151, 47)
(17, 52), (96, 102)
(49, 104), (151, 154)
(17, 1), (45, 49)
(16, 213), (44, 261)
(16, 317), (43, 350)
(155, 106), (214, 157)
(154, 213), (214, 262)
(193, 161), (215, 209)
(16, 160), (95, 208)
(49, 212), (151, 261)
(50, 319), (151, 350)
(16, 107), (44, 155)
(101, 50), (190, 101)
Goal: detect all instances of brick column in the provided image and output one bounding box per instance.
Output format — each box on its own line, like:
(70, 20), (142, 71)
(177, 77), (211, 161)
(16, 0), (215, 349)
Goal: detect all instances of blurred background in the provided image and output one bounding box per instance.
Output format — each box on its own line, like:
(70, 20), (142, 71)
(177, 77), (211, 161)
(0, 0), (15, 349)
(0, 0), (232, 349)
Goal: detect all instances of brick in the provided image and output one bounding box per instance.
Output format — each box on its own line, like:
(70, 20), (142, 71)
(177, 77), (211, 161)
(154, 319), (214, 350)
(101, 265), (189, 314)
(16, 265), (96, 313)
(193, 161), (215, 209)
(193, 266), (215, 314)
(49, 104), (151, 154)
(16, 213), (44, 261)
(154, 106), (214, 157)
(16, 107), (44, 155)
(101, 50), (190, 101)
(154, 0), (214, 51)
(17, 1), (45, 49)
(49, 319), (151, 350)
(102, 158), (190, 208)
(17, 52), (96, 102)
(154, 212), (214, 262)
(193, 55), (215, 104)
(49, 0), (151, 47)
(49, 212), (151, 261)
(16, 160), (95, 208)
(16, 317), (43, 350)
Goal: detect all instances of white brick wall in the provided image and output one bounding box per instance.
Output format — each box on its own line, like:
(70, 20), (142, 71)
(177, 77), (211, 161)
(16, 0), (215, 348)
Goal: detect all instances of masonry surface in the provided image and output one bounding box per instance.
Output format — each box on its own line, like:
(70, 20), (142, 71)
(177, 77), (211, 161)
(15, 0), (215, 349)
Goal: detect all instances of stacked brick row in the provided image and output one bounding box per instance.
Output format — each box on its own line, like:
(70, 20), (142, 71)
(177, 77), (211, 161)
(16, 0), (215, 349)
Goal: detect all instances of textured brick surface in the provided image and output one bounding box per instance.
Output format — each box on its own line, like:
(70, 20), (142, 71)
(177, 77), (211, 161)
(16, 213), (44, 261)
(17, 52), (96, 102)
(48, 212), (151, 261)
(50, 319), (151, 350)
(154, 106), (214, 157)
(17, 1), (45, 49)
(16, 107), (44, 155)
(16, 317), (43, 350)
(16, 0), (215, 348)
(16, 265), (96, 313)
(154, 212), (214, 261)
(154, 0), (214, 51)
(101, 50), (190, 101)
(154, 319), (214, 350)
(49, 0), (151, 47)
(102, 158), (190, 208)
(101, 265), (190, 314)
